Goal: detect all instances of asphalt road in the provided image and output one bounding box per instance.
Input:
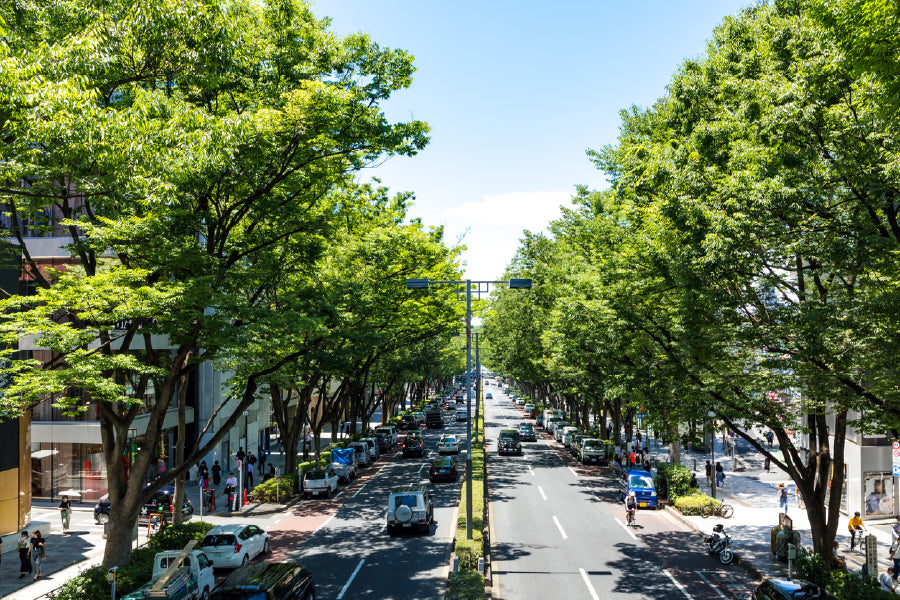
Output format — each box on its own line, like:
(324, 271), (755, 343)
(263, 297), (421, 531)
(486, 387), (758, 600)
(282, 406), (466, 600)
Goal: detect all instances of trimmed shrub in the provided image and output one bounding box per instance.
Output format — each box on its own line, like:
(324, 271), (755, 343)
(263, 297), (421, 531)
(447, 570), (485, 600)
(49, 547), (156, 600)
(674, 493), (717, 516)
(147, 520), (216, 552)
(656, 463), (694, 502)
(250, 473), (300, 503)
(795, 552), (829, 588)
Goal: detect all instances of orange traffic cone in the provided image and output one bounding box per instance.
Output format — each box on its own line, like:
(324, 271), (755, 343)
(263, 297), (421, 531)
(242, 488), (249, 506)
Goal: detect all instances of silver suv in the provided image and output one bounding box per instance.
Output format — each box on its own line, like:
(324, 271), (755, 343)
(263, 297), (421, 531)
(386, 485), (434, 534)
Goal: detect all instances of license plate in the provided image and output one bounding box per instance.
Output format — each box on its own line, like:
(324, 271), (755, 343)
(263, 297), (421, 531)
(402, 523), (411, 527)
(640, 502), (647, 508)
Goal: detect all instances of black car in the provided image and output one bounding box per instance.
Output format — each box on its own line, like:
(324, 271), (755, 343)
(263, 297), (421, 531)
(375, 432), (390, 453)
(429, 457), (458, 482)
(497, 429), (523, 455)
(751, 578), (835, 599)
(399, 415), (418, 430)
(402, 433), (425, 457)
(211, 561), (315, 600)
(94, 485), (193, 525)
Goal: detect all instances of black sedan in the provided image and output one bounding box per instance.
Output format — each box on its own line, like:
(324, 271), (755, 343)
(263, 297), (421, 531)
(211, 561), (314, 600)
(399, 415), (418, 430)
(497, 429), (523, 455)
(429, 457), (458, 482)
(402, 433), (425, 457)
(94, 485), (193, 525)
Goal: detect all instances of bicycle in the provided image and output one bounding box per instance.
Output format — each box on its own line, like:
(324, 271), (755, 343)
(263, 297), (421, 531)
(700, 500), (734, 519)
(626, 507), (636, 527)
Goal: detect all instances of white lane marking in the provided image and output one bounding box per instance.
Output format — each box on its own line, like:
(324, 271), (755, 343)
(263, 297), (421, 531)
(568, 466), (579, 477)
(580, 568), (601, 600)
(333, 489), (344, 499)
(352, 483), (367, 498)
(695, 571), (729, 599)
(311, 514), (334, 535)
(418, 464), (426, 474)
(552, 515), (568, 539)
(336, 559), (365, 599)
(614, 517), (637, 540)
(528, 465), (535, 477)
(537, 485), (547, 500)
(665, 569), (694, 599)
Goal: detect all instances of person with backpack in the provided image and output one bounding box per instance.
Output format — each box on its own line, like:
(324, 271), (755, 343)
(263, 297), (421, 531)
(715, 462), (725, 488)
(777, 482), (789, 515)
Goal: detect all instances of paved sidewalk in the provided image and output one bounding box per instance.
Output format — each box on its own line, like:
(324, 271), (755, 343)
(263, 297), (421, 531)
(641, 432), (897, 580)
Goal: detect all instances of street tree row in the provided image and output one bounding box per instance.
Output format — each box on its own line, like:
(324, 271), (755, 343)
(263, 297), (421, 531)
(483, 0), (900, 565)
(0, 0), (462, 567)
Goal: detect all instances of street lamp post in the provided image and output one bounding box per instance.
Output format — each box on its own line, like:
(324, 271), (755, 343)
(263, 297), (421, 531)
(406, 277), (531, 540)
(708, 410), (717, 499)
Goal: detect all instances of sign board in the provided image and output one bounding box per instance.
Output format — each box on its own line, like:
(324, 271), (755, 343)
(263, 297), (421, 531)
(893, 441), (900, 477)
(275, 467), (281, 481)
(865, 534), (878, 577)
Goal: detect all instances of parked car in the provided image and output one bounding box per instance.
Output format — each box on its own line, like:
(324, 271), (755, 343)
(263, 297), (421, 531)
(497, 429), (523, 456)
(211, 561), (315, 600)
(200, 524), (269, 569)
(360, 437), (380, 461)
(751, 577), (835, 599)
(402, 433), (425, 457)
(518, 422), (536, 442)
(576, 438), (609, 465)
(429, 457), (458, 482)
(516, 398), (526, 406)
(349, 441), (372, 466)
(94, 485), (193, 525)
(618, 468), (658, 509)
(485, 392), (493, 399)
(122, 547), (215, 600)
(569, 432), (586, 454)
(549, 420), (571, 437)
(456, 408), (467, 422)
(399, 415), (418, 430)
(386, 485), (434, 534)
(562, 427), (580, 448)
(523, 403), (535, 414)
(437, 434), (460, 454)
(303, 467), (339, 499)
(375, 432), (391, 453)
(536, 413), (544, 427)
(375, 425), (398, 447)
(413, 411), (426, 426)
(329, 447), (358, 483)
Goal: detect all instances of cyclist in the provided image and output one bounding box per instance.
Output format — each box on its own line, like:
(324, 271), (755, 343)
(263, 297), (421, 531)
(849, 511), (867, 550)
(625, 491), (638, 525)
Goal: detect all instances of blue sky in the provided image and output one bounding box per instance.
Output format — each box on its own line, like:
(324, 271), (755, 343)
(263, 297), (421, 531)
(312, 0), (752, 280)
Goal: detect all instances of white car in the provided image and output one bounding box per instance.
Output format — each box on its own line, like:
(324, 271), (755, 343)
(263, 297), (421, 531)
(414, 411), (426, 426)
(375, 425), (398, 447)
(200, 523), (268, 569)
(360, 437), (379, 462)
(438, 434), (460, 454)
(303, 467), (339, 498)
(456, 409), (467, 422)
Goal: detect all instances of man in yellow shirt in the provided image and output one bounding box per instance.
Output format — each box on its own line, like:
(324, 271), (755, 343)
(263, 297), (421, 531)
(849, 511), (867, 551)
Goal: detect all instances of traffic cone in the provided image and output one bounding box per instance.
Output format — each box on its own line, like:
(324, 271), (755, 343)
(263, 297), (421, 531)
(242, 488), (249, 506)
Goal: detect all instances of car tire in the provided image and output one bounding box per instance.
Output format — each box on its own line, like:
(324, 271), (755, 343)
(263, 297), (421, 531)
(200, 587), (210, 600)
(97, 513), (109, 525)
(241, 554), (250, 567)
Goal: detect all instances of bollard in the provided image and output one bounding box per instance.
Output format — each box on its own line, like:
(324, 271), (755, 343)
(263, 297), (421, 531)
(243, 488), (248, 506)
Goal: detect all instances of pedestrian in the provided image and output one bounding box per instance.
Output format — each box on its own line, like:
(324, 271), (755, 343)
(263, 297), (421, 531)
(30, 529), (45, 580)
(629, 450), (636, 467)
(795, 485), (804, 509)
(642, 457), (652, 472)
(690, 472), (699, 488)
(247, 461), (254, 489)
(715, 462), (725, 488)
(199, 460), (209, 482)
(891, 517), (900, 578)
(764, 455), (771, 473)
(58, 494), (72, 534)
(848, 511), (866, 550)
(18, 531), (31, 578)
(776, 482), (790, 515)
(225, 472), (238, 511)
(766, 430), (774, 448)
(237, 447), (246, 463)
(212, 460), (222, 485)
(880, 567), (897, 593)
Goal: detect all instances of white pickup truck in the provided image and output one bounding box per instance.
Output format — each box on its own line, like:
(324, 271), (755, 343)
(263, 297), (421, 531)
(122, 543), (214, 600)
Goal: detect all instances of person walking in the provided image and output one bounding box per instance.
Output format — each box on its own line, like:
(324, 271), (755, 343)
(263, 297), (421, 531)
(715, 462), (725, 488)
(225, 472), (238, 511)
(764, 455), (771, 473)
(795, 485), (804, 509)
(237, 447), (246, 463)
(212, 460), (222, 485)
(18, 531), (31, 578)
(848, 511), (866, 550)
(58, 494), (72, 534)
(705, 460), (713, 487)
(30, 530), (45, 580)
(199, 461), (209, 483)
(246, 461), (254, 489)
(766, 430), (774, 448)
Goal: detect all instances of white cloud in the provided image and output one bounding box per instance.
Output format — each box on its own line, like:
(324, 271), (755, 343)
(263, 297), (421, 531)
(431, 190), (574, 280)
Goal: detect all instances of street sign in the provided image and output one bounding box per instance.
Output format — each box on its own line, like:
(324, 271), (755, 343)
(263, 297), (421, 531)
(865, 535), (878, 577)
(893, 441), (900, 477)
(275, 466), (281, 481)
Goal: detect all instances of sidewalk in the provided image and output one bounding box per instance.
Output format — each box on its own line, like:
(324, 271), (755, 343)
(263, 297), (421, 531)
(643, 432), (897, 581)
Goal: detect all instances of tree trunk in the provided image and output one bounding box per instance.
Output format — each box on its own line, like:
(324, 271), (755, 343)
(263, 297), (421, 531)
(668, 422), (681, 463)
(172, 365), (190, 526)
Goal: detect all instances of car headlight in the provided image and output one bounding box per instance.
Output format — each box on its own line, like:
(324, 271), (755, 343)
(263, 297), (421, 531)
(650, 492), (657, 497)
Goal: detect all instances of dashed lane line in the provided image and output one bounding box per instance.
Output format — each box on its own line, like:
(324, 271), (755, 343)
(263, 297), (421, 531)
(665, 569), (694, 600)
(336, 559), (365, 599)
(552, 515), (568, 540)
(580, 568), (601, 600)
(537, 485), (547, 500)
(351, 483), (367, 498)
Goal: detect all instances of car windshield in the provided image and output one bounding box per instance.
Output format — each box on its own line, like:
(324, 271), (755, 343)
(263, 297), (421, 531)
(442, 437), (456, 443)
(629, 476), (654, 489)
(306, 470), (327, 480)
(519, 425), (533, 431)
(499, 432), (518, 440)
(394, 495), (418, 508)
(203, 534), (236, 547)
(583, 441), (603, 450)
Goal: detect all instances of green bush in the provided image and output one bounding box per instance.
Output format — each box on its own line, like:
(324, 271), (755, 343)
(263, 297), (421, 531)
(828, 568), (897, 599)
(147, 521), (216, 552)
(250, 473), (299, 503)
(656, 463), (694, 502)
(447, 570), (485, 600)
(795, 552), (829, 588)
(49, 547), (157, 600)
(674, 493), (717, 515)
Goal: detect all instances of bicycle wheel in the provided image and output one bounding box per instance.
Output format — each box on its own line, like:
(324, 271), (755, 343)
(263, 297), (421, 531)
(720, 504), (734, 519)
(699, 503), (713, 518)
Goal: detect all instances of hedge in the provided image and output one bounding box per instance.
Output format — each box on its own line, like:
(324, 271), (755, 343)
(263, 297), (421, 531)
(250, 472), (300, 503)
(796, 552), (898, 599)
(655, 462), (694, 502)
(447, 570), (486, 600)
(674, 492), (717, 515)
(49, 522), (216, 600)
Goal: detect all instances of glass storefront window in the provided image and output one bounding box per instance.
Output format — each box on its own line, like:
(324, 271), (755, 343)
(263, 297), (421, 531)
(30, 442), (108, 502)
(864, 472), (895, 517)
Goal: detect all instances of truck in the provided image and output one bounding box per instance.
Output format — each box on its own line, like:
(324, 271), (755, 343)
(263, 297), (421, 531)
(542, 409), (564, 430)
(576, 438), (608, 465)
(330, 447), (358, 483)
(425, 408), (444, 429)
(122, 542), (214, 600)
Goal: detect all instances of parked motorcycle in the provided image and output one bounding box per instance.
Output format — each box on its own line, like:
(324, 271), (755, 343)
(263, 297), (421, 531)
(704, 524), (735, 565)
